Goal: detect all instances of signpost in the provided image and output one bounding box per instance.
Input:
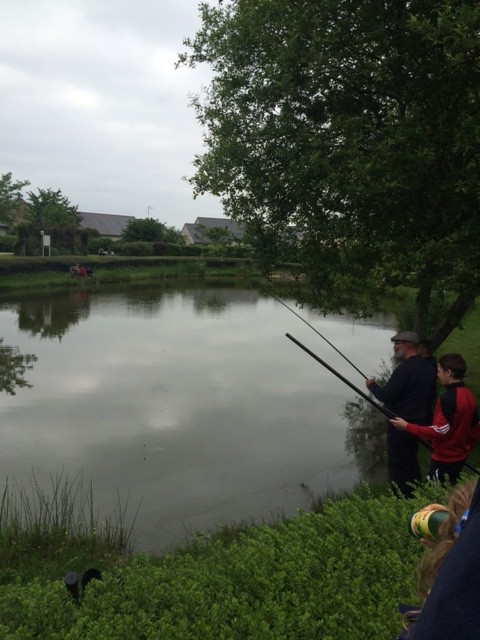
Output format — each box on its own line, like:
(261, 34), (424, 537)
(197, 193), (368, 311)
(40, 230), (51, 257)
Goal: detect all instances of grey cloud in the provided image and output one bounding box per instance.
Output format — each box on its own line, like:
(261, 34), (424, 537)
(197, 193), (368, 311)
(0, 0), (221, 225)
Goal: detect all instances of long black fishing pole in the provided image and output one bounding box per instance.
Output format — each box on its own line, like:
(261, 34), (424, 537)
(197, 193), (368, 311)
(270, 291), (368, 379)
(285, 332), (394, 417)
(286, 332), (480, 476)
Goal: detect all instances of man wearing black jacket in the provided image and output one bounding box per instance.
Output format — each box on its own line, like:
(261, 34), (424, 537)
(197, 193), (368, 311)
(365, 331), (437, 497)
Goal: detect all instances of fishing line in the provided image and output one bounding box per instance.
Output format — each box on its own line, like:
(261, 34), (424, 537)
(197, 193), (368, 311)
(267, 290), (368, 379)
(286, 332), (480, 477)
(285, 332), (393, 417)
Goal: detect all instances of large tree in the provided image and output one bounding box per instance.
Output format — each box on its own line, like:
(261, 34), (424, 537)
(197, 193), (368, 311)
(26, 188), (80, 227)
(0, 172), (30, 227)
(179, 0), (480, 350)
(121, 217), (180, 243)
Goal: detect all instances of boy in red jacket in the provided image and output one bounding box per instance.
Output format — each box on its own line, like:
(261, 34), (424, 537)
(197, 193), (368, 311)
(390, 353), (480, 484)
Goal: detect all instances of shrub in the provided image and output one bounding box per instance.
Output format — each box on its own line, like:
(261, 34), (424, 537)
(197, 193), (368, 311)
(87, 237), (114, 255)
(179, 244), (203, 256)
(0, 235), (16, 252)
(152, 241), (167, 256)
(12, 224), (96, 256)
(114, 241), (154, 256)
(0, 483), (455, 639)
(161, 243), (185, 256)
(0, 579), (74, 639)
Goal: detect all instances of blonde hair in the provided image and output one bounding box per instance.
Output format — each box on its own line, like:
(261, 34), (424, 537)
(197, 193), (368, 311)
(416, 478), (477, 599)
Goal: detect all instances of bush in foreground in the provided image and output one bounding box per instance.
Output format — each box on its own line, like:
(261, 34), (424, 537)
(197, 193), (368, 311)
(0, 481), (455, 639)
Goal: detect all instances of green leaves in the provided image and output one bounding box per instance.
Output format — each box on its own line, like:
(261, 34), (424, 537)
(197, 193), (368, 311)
(180, 0), (480, 343)
(0, 483), (457, 638)
(121, 218), (180, 243)
(0, 173), (30, 228)
(26, 188), (80, 228)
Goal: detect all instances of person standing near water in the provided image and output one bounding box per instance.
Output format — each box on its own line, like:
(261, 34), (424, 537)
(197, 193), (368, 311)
(365, 331), (437, 497)
(389, 353), (480, 485)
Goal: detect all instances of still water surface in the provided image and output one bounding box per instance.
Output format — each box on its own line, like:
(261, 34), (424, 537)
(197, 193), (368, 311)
(0, 280), (396, 553)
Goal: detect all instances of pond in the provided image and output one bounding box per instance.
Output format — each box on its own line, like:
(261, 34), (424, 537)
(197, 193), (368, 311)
(0, 279), (396, 553)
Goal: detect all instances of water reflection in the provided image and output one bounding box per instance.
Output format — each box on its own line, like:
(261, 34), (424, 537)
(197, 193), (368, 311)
(0, 281), (397, 553)
(191, 288), (260, 314)
(344, 361), (393, 484)
(0, 339), (38, 395)
(17, 290), (91, 340)
(344, 399), (388, 484)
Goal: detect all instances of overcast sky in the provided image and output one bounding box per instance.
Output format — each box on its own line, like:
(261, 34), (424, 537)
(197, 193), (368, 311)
(0, 0), (223, 229)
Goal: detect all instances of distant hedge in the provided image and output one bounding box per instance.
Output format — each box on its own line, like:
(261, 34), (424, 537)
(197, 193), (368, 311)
(0, 256), (255, 277)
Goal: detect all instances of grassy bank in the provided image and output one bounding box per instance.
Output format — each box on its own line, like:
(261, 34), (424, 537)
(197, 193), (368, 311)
(438, 304), (480, 398)
(0, 480), (467, 639)
(0, 470), (137, 586)
(0, 255), (260, 296)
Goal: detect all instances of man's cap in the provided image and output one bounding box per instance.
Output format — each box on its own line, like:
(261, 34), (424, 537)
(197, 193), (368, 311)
(391, 331), (420, 345)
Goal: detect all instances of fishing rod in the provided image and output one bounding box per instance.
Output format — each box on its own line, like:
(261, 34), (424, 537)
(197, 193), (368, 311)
(269, 291), (369, 379)
(285, 332), (394, 418)
(285, 332), (480, 477)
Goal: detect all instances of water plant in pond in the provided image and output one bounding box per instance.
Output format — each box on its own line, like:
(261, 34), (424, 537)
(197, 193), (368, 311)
(0, 468), (140, 583)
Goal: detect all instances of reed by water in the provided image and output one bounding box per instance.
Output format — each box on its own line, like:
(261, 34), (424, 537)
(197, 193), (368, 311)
(0, 468), (139, 582)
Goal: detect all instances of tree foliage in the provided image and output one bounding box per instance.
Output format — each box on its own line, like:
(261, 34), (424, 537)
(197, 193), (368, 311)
(15, 223), (94, 256)
(205, 226), (233, 244)
(26, 188), (80, 228)
(0, 172), (30, 227)
(180, 0), (480, 349)
(0, 481), (454, 639)
(122, 217), (181, 243)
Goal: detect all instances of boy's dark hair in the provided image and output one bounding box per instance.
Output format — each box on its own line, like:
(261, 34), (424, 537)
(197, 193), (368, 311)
(437, 353), (467, 379)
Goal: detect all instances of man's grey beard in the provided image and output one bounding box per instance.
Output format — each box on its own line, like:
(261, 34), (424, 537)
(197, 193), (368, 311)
(393, 351), (405, 363)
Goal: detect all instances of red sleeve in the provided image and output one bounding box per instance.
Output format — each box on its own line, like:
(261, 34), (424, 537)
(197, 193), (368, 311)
(470, 422), (480, 447)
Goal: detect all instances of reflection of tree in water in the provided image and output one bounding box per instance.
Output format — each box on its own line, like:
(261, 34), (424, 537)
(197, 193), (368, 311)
(124, 288), (166, 316)
(193, 293), (228, 314)
(116, 281), (260, 316)
(0, 339), (38, 395)
(191, 287), (259, 315)
(344, 362), (392, 484)
(17, 291), (91, 340)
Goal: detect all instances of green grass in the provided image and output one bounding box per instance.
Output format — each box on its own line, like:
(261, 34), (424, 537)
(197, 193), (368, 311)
(437, 302), (480, 397)
(0, 470), (138, 585)
(0, 257), (261, 296)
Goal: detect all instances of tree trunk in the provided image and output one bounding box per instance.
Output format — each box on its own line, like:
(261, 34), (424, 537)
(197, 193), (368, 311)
(429, 290), (478, 353)
(414, 279), (433, 340)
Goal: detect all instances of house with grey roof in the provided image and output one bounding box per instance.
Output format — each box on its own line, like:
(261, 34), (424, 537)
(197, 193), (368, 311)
(79, 212), (135, 240)
(181, 217), (244, 245)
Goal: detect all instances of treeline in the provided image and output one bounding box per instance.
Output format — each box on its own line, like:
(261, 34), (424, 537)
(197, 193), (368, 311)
(0, 172), (299, 264)
(0, 228), (253, 260)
